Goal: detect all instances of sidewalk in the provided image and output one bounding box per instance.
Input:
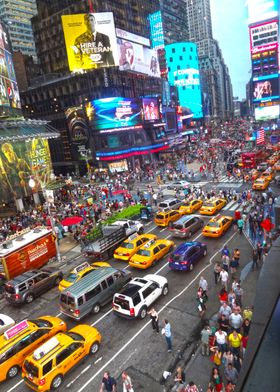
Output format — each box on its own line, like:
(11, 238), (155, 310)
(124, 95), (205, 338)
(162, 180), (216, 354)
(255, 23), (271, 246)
(164, 233), (259, 391)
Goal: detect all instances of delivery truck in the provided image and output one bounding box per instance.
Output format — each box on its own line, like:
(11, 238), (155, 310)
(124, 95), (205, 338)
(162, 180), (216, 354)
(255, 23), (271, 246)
(0, 227), (56, 281)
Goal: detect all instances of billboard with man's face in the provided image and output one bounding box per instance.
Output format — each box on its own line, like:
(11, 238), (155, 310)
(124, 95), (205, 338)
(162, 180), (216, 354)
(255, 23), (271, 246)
(0, 21), (21, 110)
(0, 138), (52, 202)
(61, 12), (119, 72)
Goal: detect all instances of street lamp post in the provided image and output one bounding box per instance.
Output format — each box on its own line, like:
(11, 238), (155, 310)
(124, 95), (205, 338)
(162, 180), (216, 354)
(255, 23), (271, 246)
(80, 148), (92, 180)
(29, 178), (62, 263)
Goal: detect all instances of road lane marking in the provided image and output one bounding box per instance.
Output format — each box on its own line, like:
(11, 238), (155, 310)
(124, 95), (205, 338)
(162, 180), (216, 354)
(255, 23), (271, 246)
(6, 380), (23, 392)
(76, 230), (238, 392)
(160, 228), (166, 232)
(146, 226), (157, 233)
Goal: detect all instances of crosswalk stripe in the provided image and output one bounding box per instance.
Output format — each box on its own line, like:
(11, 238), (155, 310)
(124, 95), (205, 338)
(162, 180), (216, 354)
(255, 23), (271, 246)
(229, 202), (240, 211)
(224, 200), (236, 210)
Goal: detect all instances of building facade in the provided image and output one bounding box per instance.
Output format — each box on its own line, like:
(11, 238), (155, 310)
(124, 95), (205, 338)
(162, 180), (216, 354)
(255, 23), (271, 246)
(186, 0), (233, 119)
(20, 0), (165, 173)
(0, 0), (37, 57)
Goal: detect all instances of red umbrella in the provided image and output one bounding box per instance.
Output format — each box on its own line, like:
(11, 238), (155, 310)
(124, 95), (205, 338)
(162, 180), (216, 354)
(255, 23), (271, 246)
(61, 216), (83, 226)
(261, 218), (275, 232)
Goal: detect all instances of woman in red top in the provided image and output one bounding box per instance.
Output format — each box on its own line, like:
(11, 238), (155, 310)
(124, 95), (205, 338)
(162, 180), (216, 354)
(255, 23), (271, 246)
(219, 287), (228, 304)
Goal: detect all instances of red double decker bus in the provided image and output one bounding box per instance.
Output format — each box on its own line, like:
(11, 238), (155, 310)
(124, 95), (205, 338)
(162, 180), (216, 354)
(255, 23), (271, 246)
(241, 149), (268, 169)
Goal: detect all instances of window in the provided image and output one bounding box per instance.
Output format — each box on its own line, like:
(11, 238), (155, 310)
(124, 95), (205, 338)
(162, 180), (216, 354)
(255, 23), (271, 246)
(190, 47), (193, 52)
(56, 348), (71, 365)
(158, 244), (166, 250)
(78, 296), (83, 306)
(153, 247), (160, 254)
(183, 47), (186, 52)
(133, 293), (141, 306)
(169, 57), (173, 63)
(189, 56), (192, 60)
(30, 329), (49, 342)
(136, 240), (142, 247)
(27, 279), (34, 287)
(85, 285), (101, 301)
(19, 283), (26, 292)
(187, 248), (196, 257)
(43, 360), (52, 376)
(113, 272), (122, 280)
(106, 276), (114, 286)
(101, 280), (107, 290)
(34, 273), (47, 283)
(142, 285), (155, 299)
(179, 56), (183, 61)
(172, 48), (175, 53)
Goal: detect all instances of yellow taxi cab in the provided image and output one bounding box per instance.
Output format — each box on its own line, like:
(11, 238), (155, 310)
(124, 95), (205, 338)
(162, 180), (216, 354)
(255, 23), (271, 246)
(154, 210), (182, 227)
(129, 238), (174, 269)
(202, 215), (233, 238)
(113, 234), (157, 261)
(22, 325), (101, 391)
(58, 261), (110, 291)
(252, 177), (270, 190)
(273, 160), (280, 171)
(179, 199), (203, 214)
(0, 316), (66, 382)
(199, 198), (227, 215)
(260, 170), (275, 182)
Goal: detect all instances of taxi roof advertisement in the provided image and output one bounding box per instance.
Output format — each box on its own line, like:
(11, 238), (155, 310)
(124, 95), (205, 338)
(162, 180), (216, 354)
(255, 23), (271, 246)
(61, 12), (119, 72)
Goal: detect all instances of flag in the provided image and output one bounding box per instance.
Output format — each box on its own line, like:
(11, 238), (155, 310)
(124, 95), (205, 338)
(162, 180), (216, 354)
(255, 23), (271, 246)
(256, 128), (265, 145)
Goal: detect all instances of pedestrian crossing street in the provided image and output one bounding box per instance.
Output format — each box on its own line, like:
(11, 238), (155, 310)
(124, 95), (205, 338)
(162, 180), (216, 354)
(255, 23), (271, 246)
(222, 199), (242, 212)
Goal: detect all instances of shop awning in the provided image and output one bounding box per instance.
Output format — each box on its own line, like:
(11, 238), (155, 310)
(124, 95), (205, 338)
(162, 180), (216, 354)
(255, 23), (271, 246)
(0, 118), (60, 142)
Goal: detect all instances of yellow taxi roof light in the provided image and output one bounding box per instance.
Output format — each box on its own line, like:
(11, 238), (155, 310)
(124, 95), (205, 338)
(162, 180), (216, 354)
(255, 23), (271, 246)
(33, 336), (60, 360)
(73, 262), (90, 274)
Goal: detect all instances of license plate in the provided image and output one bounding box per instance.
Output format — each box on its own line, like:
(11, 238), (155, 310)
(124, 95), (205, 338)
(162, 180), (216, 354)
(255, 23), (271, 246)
(133, 261), (140, 264)
(113, 305), (119, 310)
(175, 262), (179, 265)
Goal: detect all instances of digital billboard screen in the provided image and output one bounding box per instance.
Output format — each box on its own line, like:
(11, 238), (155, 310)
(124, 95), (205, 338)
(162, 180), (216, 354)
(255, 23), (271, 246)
(91, 97), (141, 132)
(0, 21), (21, 111)
(142, 98), (160, 121)
(0, 138), (52, 201)
(255, 104), (280, 121)
(65, 106), (89, 145)
(148, 11), (165, 50)
(250, 21), (278, 54)
(61, 12), (119, 72)
(253, 76), (279, 101)
(248, 0), (278, 25)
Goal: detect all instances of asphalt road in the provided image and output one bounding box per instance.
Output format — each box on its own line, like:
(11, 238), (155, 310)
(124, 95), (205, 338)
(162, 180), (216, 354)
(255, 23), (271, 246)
(0, 199), (249, 392)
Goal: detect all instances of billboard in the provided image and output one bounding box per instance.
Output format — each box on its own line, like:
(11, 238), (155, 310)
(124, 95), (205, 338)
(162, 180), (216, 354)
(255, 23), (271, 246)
(116, 28), (150, 46)
(61, 12), (119, 72)
(91, 97), (141, 132)
(0, 138), (52, 201)
(255, 104), (280, 120)
(250, 21), (278, 54)
(253, 76), (279, 101)
(248, 0), (278, 24)
(65, 106), (89, 144)
(117, 38), (160, 77)
(148, 11), (165, 50)
(142, 98), (160, 121)
(0, 21), (21, 110)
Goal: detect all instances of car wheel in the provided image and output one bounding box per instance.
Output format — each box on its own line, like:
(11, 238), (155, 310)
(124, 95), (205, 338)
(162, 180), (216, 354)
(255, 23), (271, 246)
(162, 284), (169, 296)
(92, 303), (101, 314)
(51, 374), (63, 390)
(203, 249), (207, 257)
(151, 259), (157, 267)
(189, 263), (194, 271)
(188, 231), (192, 238)
(138, 227), (144, 235)
(7, 365), (19, 379)
(25, 293), (34, 304)
(139, 306), (147, 319)
(89, 341), (100, 355)
(54, 276), (62, 286)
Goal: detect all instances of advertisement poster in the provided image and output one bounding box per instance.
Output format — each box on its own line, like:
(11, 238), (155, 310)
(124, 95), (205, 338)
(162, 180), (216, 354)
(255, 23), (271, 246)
(0, 138), (52, 201)
(65, 106), (89, 144)
(255, 104), (280, 121)
(118, 38), (144, 72)
(61, 12), (119, 71)
(0, 21), (20, 110)
(253, 77), (279, 101)
(142, 98), (159, 121)
(108, 160), (128, 173)
(92, 97), (141, 131)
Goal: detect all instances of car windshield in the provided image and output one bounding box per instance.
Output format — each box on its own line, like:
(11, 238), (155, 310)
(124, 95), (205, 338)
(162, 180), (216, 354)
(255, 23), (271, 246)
(120, 242), (134, 249)
(137, 249), (151, 257)
(172, 224), (183, 230)
(64, 273), (78, 283)
(204, 202), (214, 207)
(24, 360), (39, 378)
(155, 214), (164, 220)
(29, 319), (52, 328)
(207, 221), (220, 228)
(170, 254), (182, 261)
(65, 332), (85, 341)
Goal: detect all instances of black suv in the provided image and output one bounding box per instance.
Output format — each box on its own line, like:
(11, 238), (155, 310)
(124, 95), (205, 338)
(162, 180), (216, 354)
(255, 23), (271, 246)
(4, 268), (63, 305)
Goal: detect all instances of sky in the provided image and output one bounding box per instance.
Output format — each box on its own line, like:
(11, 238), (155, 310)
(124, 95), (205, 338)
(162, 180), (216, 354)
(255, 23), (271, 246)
(210, 0), (251, 100)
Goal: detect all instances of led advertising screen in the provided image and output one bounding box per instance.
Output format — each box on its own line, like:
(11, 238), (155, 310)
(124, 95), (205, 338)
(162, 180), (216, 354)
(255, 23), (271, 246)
(91, 97), (141, 132)
(148, 11), (165, 50)
(61, 13), (119, 72)
(255, 104), (280, 120)
(65, 106), (89, 144)
(166, 43), (203, 119)
(250, 21), (278, 54)
(0, 138), (52, 201)
(142, 98), (160, 121)
(248, 0), (278, 25)
(0, 21), (21, 110)
(253, 76), (279, 101)
(117, 37), (160, 77)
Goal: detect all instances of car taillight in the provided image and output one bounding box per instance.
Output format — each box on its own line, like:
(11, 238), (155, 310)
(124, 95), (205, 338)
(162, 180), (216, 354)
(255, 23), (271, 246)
(130, 308), (135, 316)
(140, 261), (147, 265)
(39, 379), (46, 386)
(15, 294), (20, 300)
(74, 309), (80, 316)
(180, 261), (188, 265)
(124, 253), (130, 256)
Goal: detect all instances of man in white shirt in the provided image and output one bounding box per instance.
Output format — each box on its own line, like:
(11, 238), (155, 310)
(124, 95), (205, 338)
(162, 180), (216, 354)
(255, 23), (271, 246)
(199, 276), (208, 297)
(214, 327), (228, 352)
(219, 302), (232, 319)
(229, 310), (243, 332)
(220, 268), (229, 291)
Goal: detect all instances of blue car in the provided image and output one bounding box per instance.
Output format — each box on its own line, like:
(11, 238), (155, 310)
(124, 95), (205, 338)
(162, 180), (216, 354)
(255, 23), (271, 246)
(168, 241), (207, 271)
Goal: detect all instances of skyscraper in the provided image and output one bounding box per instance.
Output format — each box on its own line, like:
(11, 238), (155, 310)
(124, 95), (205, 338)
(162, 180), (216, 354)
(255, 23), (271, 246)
(160, 0), (189, 45)
(186, 0), (233, 119)
(0, 0), (37, 57)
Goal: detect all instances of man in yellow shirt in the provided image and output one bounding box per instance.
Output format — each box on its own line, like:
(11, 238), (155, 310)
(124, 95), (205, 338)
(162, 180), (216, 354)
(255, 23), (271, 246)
(228, 330), (242, 356)
(243, 306), (253, 321)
